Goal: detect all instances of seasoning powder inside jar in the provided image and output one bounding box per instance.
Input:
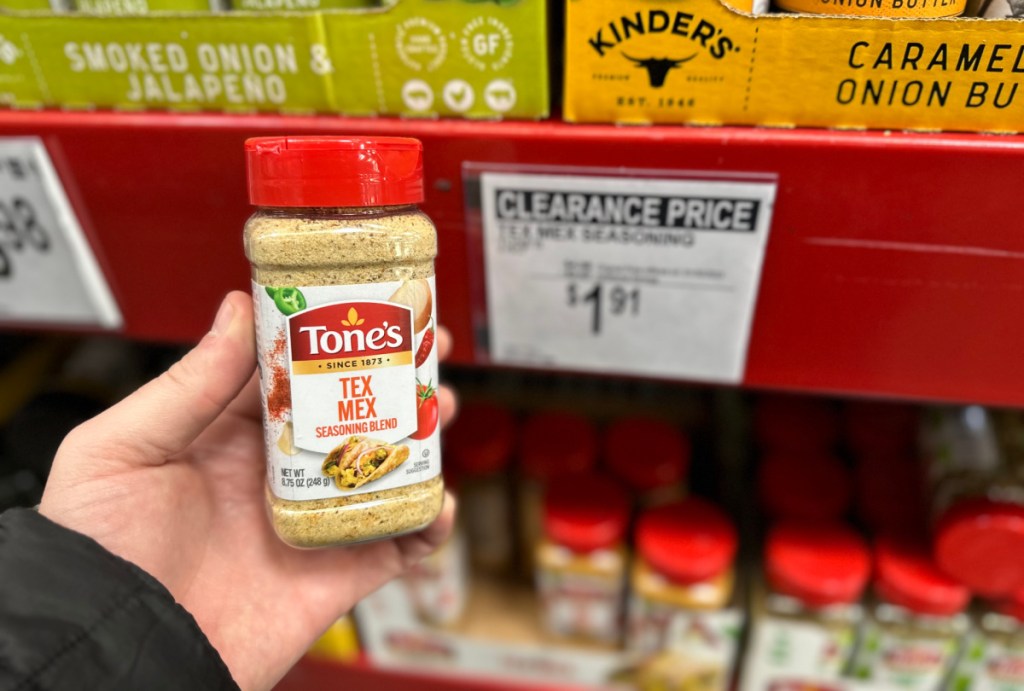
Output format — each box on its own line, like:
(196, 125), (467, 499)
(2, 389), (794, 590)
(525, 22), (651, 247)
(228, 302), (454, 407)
(244, 136), (443, 548)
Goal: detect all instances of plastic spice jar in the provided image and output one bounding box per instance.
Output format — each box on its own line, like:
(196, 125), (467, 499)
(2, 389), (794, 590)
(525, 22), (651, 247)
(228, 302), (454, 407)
(535, 474), (629, 645)
(605, 417), (690, 509)
(518, 411), (598, 574)
(852, 537), (969, 689)
(627, 498), (740, 668)
(741, 522), (871, 690)
(757, 453), (853, 521)
(445, 401), (516, 573)
(244, 136), (443, 548)
(926, 406), (1024, 597)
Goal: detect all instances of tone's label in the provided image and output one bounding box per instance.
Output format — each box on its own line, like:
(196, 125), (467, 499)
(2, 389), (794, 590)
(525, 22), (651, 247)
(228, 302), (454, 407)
(852, 619), (961, 690)
(480, 172), (776, 384)
(741, 616), (858, 691)
(0, 137), (121, 328)
(254, 278), (440, 501)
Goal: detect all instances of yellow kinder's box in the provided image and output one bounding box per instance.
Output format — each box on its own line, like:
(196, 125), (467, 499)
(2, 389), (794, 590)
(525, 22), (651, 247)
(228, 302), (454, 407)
(564, 0), (1024, 133)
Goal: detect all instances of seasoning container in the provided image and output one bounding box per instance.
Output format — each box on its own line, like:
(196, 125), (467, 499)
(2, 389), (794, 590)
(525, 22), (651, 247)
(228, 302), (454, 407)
(401, 527), (468, 627)
(852, 537), (969, 689)
(950, 592), (1024, 691)
(245, 136), (443, 548)
(753, 395), (841, 456)
(741, 521), (870, 690)
(535, 474), (629, 645)
(757, 453), (852, 521)
(518, 411), (598, 574)
(925, 406), (1024, 597)
(627, 499), (743, 690)
(605, 417), (690, 509)
(445, 401), (516, 574)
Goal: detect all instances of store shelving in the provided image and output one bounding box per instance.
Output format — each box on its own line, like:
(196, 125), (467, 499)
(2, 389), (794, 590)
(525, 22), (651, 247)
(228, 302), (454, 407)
(4, 110), (1024, 406)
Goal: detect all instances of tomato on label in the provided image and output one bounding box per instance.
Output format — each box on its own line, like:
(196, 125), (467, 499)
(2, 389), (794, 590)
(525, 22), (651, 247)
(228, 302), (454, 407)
(409, 381), (438, 440)
(273, 287), (307, 315)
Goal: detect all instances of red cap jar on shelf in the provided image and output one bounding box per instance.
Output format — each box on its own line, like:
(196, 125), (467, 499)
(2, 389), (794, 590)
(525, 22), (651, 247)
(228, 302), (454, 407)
(741, 524), (868, 687)
(753, 395), (841, 454)
(934, 497), (1024, 598)
(852, 537), (970, 689)
(535, 474), (630, 645)
(517, 411), (598, 576)
(765, 521), (870, 608)
(742, 521), (870, 687)
(605, 417), (690, 508)
(758, 453), (853, 521)
(627, 498), (739, 657)
(444, 401), (517, 574)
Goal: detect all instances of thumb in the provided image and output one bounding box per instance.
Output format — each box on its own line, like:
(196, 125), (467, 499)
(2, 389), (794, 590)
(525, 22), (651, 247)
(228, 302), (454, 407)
(74, 291), (257, 465)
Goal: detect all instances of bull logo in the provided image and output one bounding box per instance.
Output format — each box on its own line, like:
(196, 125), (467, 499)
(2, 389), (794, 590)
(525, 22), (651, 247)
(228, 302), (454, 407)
(622, 53), (697, 88)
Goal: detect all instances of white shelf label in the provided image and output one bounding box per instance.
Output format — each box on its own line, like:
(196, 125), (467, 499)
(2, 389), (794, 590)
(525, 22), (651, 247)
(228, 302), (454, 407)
(0, 137), (121, 329)
(481, 172), (776, 383)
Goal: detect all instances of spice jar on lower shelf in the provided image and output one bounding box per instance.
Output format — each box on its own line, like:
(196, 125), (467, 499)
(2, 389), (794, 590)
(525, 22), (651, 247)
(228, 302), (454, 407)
(741, 521), (871, 690)
(851, 537), (969, 690)
(626, 498), (743, 691)
(445, 401), (516, 574)
(244, 136), (443, 548)
(535, 474), (629, 646)
(605, 417), (690, 510)
(518, 411), (598, 575)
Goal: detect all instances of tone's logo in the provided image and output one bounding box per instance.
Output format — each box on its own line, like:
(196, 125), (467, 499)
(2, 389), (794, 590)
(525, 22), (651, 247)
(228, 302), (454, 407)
(623, 53), (697, 87)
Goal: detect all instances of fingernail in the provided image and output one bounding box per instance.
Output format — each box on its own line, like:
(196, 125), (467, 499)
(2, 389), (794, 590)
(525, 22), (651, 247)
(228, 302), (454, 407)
(211, 298), (235, 336)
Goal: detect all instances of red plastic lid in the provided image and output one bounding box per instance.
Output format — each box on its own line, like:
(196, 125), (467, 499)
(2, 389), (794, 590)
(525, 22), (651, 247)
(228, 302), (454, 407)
(753, 395), (841, 454)
(758, 453), (852, 521)
(636, 499), (737, 584)
(245, 136), (424, 208)
(766, 521), (871, 607)
(844, 401), (920, 457)
(444, 402), (516, 477)
(520, 412), (598, 482)
(935, 498), (1024, 598)
(874, 537), (969, 616)
(543, 475), (629, 553)
(995, 589), (1024, 622)
(604, 417), (690, 493)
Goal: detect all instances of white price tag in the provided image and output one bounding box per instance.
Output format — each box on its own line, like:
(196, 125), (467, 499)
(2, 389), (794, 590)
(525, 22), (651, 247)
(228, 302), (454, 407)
(480, 172), (776, 383)
(0, 137), (121, 328)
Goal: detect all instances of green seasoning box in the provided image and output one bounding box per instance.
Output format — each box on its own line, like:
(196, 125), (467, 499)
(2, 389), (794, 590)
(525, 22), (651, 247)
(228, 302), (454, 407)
(232, 0), (376, 10)
(71, 0), (220, 12)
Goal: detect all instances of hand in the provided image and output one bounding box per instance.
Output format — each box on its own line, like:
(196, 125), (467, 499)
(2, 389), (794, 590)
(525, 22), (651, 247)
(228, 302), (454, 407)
(38, 291), (458, 691)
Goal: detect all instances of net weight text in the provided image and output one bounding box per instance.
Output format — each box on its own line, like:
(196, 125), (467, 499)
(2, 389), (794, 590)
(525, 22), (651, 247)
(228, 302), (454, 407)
(567, 282), (640, 335)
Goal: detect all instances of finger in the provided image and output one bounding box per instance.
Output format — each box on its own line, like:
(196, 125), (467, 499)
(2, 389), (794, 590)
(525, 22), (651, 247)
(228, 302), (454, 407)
(224, 370), (261, 423)
(438, 384), (458, 430)
(71, 292), (257, 465)
(437, 326), (451, 361)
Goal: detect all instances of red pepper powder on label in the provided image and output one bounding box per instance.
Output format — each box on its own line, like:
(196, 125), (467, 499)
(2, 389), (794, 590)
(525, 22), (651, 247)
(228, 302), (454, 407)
(266, 329), (290, 421)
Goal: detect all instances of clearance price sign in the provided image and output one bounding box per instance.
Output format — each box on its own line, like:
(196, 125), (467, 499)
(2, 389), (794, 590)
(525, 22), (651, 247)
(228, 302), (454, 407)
(479, 171), (777, 384)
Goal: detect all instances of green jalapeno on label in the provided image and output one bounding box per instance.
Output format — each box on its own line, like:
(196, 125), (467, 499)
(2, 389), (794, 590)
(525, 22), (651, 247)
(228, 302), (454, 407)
(273, 287), (307, 315)
(266, 286), (279, 299)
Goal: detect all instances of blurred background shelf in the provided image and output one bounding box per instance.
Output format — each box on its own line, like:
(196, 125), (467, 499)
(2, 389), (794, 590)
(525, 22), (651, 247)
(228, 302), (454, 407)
(4, 109), (1024, 404)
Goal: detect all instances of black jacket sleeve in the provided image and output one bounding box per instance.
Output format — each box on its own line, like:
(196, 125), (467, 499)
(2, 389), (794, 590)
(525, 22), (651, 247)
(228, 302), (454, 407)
(0, 509), (239, 691)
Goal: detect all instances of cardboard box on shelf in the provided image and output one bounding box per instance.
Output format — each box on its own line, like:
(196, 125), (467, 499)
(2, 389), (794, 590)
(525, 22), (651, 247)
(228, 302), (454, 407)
(0, 0), (548, 118)
(563, 0), (1024, 133)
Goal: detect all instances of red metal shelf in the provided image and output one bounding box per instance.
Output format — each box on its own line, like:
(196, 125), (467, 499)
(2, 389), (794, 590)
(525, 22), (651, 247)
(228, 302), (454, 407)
(3, 110), (1024, 405)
